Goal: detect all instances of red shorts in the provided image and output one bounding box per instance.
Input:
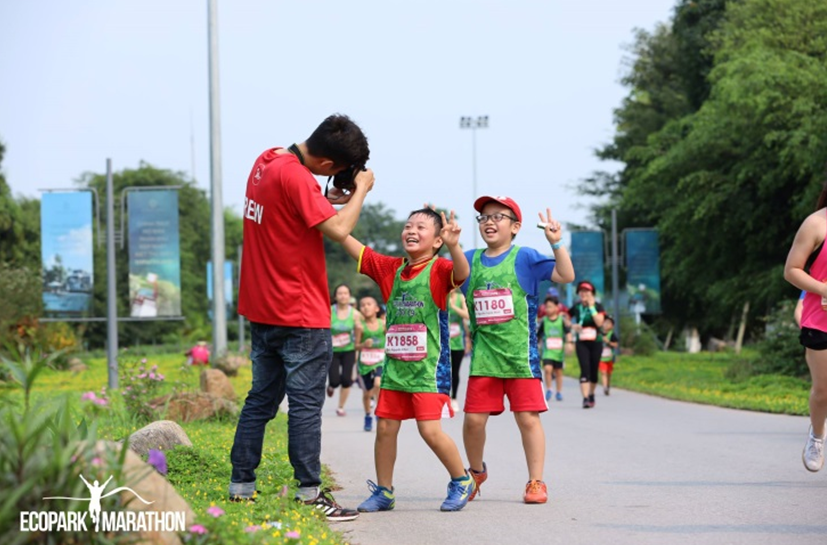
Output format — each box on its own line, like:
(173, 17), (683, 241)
(375, 388), (453, 421)
(464, 377), (548, 415)
(599, 361), (614, 374)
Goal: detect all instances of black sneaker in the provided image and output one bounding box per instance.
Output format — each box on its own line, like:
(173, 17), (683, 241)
(588, 394), (596, 408)
(582, 398), (591, 409)
(302, 488), (359, 522)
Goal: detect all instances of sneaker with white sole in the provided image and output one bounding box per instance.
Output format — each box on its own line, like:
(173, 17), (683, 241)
(301, 488), (359, 522)
(803, 427), (825, 472)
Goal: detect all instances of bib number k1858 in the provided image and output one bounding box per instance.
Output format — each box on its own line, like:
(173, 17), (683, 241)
(385, 324), (427, 361)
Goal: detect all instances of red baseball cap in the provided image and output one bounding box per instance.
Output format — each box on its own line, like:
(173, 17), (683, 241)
(473, 195), (522, 223)
(577, 281), (596, 293)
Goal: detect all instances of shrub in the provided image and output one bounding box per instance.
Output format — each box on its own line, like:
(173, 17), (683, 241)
(618, 316), (659, 356)
(120, 358), (166, 424)
(0, 350), (128, 544)
(750, 300), (807, 378)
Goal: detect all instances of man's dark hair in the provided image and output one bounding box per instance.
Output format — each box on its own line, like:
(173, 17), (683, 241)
(407, 208), (444, 255)
(306, 114), (370, 169)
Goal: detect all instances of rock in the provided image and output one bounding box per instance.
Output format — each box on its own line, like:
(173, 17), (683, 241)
(151, 392), (238, 423)
(707, 337), (731, 352)
(83, 440), (195, 545)
(128, 421), (192, 457)
(68, 358), (88, 372)
(200, 368), (236, 401)
(212, 353), (245, 376)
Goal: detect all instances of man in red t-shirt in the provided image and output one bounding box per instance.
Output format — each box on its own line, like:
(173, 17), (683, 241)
(230, 115), (374, 521)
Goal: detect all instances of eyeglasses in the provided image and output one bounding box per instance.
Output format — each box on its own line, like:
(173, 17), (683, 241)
(476, 213), (518, 224)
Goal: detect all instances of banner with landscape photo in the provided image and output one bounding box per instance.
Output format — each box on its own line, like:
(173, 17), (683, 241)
(40, 192), (94, 315)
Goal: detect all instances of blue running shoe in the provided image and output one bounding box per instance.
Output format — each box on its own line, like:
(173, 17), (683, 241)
(545, 389), (552, 402)
(364, 414), (373, 432)
(440, 474), (476, 512)
(555, 392), (563, 402)
(357, 480), (395, 512)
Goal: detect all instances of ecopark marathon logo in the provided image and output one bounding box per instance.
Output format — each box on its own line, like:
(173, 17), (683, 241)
(20, 474), (186, 533)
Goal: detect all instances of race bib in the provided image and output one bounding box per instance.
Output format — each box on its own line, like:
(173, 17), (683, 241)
(385, 324), (428, 361)
(579, 327), (597, 341)
(450, 323), (462, 338)
(545, 337), (563, 350)
(359, 347), (385, 367)
(601, 347), (613, 359)
(332, 332), (352, 348)
(473, 288), (515, 325)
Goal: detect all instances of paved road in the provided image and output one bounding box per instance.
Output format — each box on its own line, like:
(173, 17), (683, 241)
(320, 360), (827, 545)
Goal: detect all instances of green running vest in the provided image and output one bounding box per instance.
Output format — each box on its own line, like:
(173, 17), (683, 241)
(541, 315), (565, 361)
(467, 247), (537, 379)
(358, 319), (386, 375)
(330, 305), (355, 352)
(383, 258), (450, 394)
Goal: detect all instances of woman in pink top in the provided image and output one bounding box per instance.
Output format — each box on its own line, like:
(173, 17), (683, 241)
(784, 182), (827, 473)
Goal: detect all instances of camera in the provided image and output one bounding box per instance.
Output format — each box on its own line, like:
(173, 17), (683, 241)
(331, 164), (366, 192)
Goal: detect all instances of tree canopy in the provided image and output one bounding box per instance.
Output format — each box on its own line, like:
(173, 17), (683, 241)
(581, 0), (827, 335)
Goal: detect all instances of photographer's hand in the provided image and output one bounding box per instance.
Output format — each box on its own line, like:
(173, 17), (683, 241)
(326, 187), (352, 205)
(353, 168), (375, 194)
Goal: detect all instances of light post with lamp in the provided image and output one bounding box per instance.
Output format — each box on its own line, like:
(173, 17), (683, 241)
(460, 115), (489, 247)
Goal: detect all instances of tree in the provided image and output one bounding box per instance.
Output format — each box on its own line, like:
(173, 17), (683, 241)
(586, 0), (827, 335)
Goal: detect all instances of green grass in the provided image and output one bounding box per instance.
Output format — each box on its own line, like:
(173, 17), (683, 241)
(2, 347), (812, 543)
(1, 352), (348, 545)
(570, 349), (810, 415)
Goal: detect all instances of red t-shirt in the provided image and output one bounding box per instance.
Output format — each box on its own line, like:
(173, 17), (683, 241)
(357, 247), (458, 310)
(238, 148), (336, 327)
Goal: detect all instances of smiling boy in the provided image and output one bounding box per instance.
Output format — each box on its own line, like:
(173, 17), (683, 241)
(461, 195), (575, 504)
(339, 208), (476, 512)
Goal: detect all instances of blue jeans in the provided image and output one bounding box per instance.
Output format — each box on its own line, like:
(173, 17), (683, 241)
(230, 323), (331, 494)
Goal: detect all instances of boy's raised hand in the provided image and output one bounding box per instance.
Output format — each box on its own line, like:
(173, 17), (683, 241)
(440, 210), (462, 247)
(539, 208), (563, 245)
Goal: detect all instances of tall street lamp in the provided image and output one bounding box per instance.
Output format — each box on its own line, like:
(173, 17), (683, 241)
(460, 115), (489, 248)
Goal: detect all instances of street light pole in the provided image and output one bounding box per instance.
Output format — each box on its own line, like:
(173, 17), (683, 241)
(460, 115), (489, 248)
(208, 0), (227, 359)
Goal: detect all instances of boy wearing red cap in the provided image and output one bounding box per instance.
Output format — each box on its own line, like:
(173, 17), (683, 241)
(460, 195), (575, 504)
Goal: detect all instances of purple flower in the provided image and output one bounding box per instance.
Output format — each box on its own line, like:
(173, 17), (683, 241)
(188, 524), (207, 535)
(244, 525), (260, 533)
(286, 531), (300, 539)
(149, 372), (156, 380)
(91, 457), (102, 467)
(81, 392), (97, 401)
(157, 374), (165, 380)
(137, 373), (147, 379)
(147, 449), (167, 475)
(206, 506), (224, 517)
(94, 398), (108, 407)
(141, 358), (147, 364)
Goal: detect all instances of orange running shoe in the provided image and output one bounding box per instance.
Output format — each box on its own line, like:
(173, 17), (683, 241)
(467, 462), (488, 501)
(524, 480), (548, 504)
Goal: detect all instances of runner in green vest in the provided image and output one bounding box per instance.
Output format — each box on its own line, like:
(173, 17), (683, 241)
(537, 295), (572, 402)
(329, 284), (363, 416)
(461, 195), (574, 505)
(355, 295), (386, 432)
(338, 207), (476, 512)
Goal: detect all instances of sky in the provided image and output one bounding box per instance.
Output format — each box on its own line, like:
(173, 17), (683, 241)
(0, 0), (677, 251)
